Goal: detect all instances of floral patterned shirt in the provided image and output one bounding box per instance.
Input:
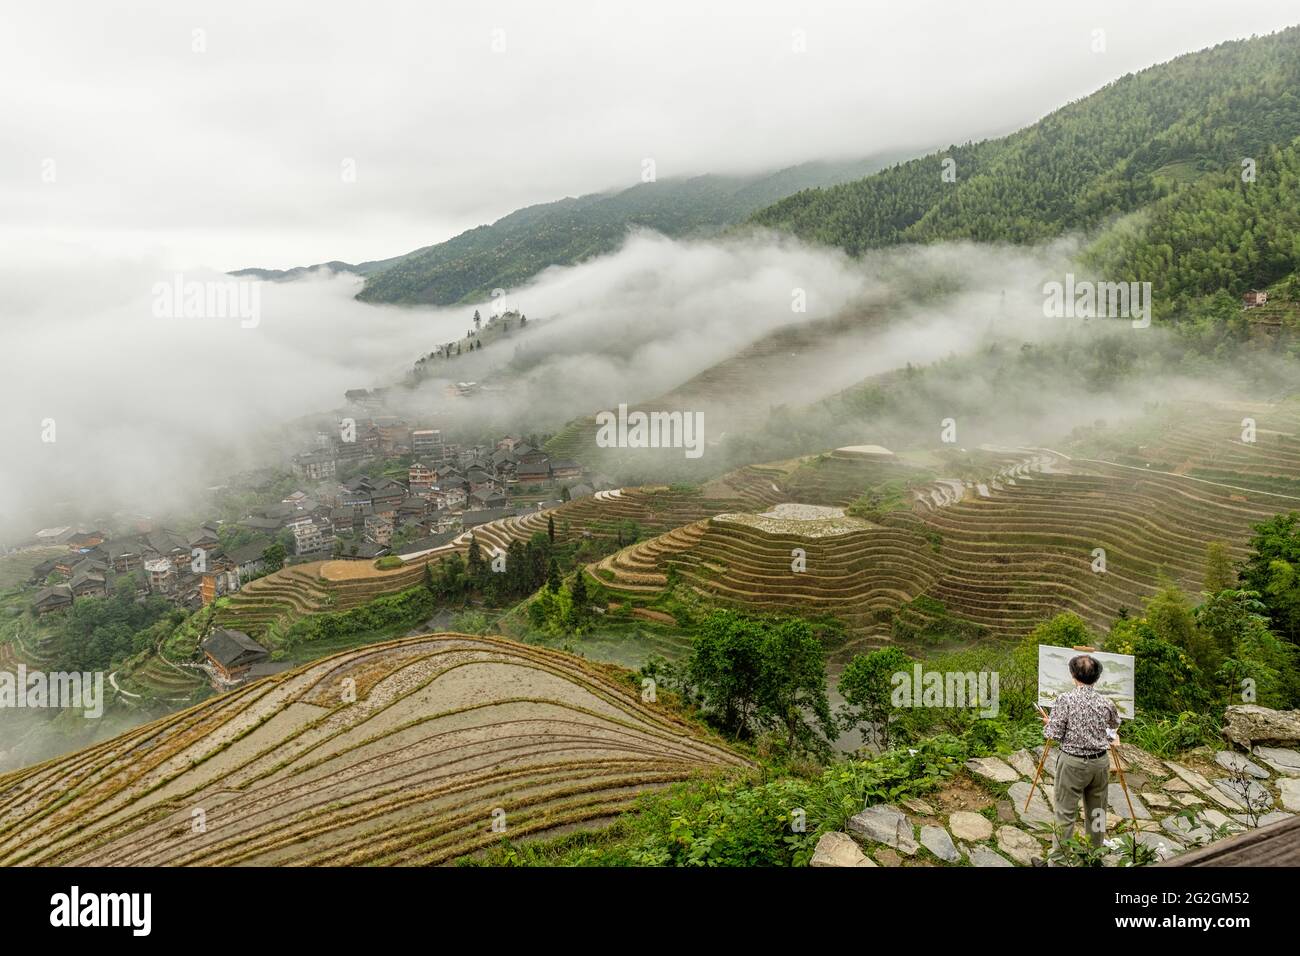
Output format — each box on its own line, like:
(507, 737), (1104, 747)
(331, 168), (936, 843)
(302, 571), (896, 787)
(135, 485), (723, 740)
(1044, 685), (1120, 756)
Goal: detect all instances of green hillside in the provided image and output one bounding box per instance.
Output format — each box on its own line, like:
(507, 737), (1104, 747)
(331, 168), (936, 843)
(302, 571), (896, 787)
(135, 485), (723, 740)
(750, 27), (1300, 266)
(350, 156), (907, 305)
(1086, 139), (1300, 316)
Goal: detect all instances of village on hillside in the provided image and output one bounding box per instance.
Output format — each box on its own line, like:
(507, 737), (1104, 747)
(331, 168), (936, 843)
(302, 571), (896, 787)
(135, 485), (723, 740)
(15, 315), (608, 633)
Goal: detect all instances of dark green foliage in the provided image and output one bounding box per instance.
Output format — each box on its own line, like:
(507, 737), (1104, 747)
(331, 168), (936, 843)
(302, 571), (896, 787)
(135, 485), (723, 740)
(261, 542), (286, 574)
(45, 589), (174, 672)
(1241, 511), (1300, 641)
(280, 585), (437, 647)
(1087, 141), (1300, 313)
(838, 646), (914, 749)
(355, 158), (898, 305)
(472, 734), (967, 867)
(752, 28), (1300, 265)
(685, 610), (834, 751)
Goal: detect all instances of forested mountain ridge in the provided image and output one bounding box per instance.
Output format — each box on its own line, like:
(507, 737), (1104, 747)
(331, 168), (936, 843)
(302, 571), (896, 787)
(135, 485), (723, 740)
(1086, 138), (1300, 315)
(233, 154), (912, 303)
(352, 156), (908, 305)
(750, 27), (1300, 257)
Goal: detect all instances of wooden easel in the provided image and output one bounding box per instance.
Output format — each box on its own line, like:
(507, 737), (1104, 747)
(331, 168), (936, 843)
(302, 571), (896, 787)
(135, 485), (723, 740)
(1025, 646), (1137, 822)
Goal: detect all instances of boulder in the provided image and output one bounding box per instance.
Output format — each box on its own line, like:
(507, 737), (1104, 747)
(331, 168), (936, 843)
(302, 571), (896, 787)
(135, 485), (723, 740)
(901, 797), (936, 816)
(1214, 750), (1269, 779)
(919, 825), (960, 863)
(1221, 705), (1300, 750)
(948, 810), (993, 842)
(1253, 746), (1300, 777)
(995, 825), (1044, 866)
(847, 804), (918, 855)
(810, 831), (877, 867)
(970, 845), (1014, 867)
(965, 756), (1019, 783)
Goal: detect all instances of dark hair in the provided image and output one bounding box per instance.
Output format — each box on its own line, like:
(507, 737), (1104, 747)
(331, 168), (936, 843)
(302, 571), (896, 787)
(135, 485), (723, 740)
(1068, 655), (1102, 685)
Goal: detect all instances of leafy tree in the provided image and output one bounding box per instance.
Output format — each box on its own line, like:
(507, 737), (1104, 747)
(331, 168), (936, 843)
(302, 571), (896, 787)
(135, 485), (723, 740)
(687, 611), (766, 737)
(1109, 617), (1211, 715)
(754, 618), (834, 753)
(261, 542), (286, 573)
(838, 646), (913, 749)
(1203, 541), (1236, 594)
(1240, 512), (1300, 641)
(686, 610), (834, 752)
(1145, 584), (1221, 676)
(570, 570), (589, 611)
(466, 534), (486, 580)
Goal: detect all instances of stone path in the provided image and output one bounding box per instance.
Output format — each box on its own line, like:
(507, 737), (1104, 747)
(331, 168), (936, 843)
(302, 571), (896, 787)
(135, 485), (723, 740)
(811, 742), (1300, 868)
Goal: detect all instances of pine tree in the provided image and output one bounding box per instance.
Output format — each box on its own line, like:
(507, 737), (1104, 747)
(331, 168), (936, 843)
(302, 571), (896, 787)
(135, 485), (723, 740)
(570, 570), (588, 609)
(546, 558), (561, 593)
(466, 534), (485, 580)
(547, 514), (555, 543)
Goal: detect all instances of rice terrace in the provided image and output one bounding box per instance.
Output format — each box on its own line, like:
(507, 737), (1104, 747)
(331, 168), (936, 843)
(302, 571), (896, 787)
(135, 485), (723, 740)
(4, 5), (1300, 932)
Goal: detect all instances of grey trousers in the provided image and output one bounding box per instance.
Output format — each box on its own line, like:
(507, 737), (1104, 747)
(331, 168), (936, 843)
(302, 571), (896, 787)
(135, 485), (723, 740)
(1050, 751), (1110, 862)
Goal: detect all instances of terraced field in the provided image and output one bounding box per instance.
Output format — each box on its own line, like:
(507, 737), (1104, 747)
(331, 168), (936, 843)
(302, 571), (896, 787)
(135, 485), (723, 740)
(111, 651), (207, 705)
(213, 487), (767, 640)
(593, 441), (1300, 646)
(1072, 400), (1300, 495)
(0, 633), (748, 866)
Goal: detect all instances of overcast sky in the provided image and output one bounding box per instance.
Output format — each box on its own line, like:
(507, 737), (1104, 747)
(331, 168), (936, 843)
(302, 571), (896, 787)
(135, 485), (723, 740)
(2, 0), (1296, 271)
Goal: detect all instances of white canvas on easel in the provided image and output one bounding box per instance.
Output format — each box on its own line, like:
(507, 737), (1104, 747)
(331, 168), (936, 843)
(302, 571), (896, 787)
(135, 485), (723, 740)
(1036, 645), (1135, 719)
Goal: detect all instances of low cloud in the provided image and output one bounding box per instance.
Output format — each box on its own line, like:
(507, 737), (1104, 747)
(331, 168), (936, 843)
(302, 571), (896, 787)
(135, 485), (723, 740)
(0, 227), (1270, 541)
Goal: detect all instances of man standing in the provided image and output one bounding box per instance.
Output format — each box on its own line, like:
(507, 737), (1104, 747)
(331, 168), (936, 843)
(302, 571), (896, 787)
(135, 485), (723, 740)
(1041, 654), (1120, 865)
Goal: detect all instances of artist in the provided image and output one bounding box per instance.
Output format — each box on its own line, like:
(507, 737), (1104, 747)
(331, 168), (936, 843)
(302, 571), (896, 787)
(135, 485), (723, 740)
(1040, 654), (1120, 865)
